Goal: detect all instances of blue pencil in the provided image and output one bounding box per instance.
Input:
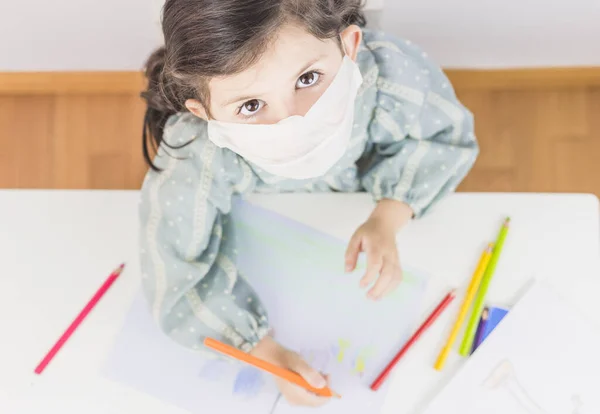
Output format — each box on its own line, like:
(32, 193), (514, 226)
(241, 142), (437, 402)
(471, 307), (489, 354)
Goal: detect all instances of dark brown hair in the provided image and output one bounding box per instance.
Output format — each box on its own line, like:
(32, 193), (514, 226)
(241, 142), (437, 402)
(141, 0), (366, 170)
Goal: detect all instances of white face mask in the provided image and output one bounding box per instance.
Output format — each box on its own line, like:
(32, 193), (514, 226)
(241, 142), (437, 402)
(207, 56), (363, 179)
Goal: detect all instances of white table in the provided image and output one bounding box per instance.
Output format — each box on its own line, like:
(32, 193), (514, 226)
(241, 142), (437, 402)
(0, 190), (598, 414)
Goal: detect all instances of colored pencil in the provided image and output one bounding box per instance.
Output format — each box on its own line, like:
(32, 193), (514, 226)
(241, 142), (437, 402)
(434, 244), (493, 371)
(34, 263), (125, 375)
(472, 306), (509, 353)
(204, 337), (341, 398)
(459, 217), (510, 356)
(471, 307), (490, 354)
(370, 289), (457, 391)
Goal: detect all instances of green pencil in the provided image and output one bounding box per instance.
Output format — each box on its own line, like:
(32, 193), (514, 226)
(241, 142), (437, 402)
(459, 217), (511, 356)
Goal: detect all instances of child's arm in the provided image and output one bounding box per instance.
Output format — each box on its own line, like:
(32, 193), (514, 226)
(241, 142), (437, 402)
(359, 32), (479, 218)
(138, 113), (268, 353)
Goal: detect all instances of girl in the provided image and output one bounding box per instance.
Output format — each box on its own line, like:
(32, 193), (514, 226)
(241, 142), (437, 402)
(140, 0), (478, 407)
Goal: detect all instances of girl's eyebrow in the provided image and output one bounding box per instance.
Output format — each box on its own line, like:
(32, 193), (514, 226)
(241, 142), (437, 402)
(292, 53), (328, 80)
(224, 93), (257, 107)
(223, 54), (328, 107)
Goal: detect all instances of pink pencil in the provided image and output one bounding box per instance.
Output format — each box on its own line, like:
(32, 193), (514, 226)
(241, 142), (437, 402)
(34, 263), (125, 375)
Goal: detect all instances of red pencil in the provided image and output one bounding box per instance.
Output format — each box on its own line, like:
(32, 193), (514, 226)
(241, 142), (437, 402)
(34, 263), (125, 375)
(370, 289), (456, 391)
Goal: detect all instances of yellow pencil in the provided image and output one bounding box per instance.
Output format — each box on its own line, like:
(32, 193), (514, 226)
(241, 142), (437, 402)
(433, 243), (494, 371)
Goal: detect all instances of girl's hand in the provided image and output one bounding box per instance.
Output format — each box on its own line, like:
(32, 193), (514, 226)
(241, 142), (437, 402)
(345, 199), (413, 300)
(250, 336), (330, 407)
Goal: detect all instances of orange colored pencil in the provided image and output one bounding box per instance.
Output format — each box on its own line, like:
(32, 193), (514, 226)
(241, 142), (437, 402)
(204, 337), (341, 398)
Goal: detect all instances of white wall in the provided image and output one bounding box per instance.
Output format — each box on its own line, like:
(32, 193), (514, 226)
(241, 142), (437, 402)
(1, 0), (599, 71)
(0, 0), (161, 71)
(381, 0), (600, 68)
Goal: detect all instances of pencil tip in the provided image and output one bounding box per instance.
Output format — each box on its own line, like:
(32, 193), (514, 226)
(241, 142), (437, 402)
(113, 263), (126, 276)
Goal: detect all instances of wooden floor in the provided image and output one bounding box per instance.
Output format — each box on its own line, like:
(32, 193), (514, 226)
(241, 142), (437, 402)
(1, 88), (599, 196)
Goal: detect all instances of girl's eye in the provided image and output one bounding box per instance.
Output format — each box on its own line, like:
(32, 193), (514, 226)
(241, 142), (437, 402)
(296, 71), (321, 89)
(239, 99), (264, 117)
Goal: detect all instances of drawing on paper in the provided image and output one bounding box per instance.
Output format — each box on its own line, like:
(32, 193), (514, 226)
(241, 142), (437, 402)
(482, 360), (548, 414)
(423, 285), (600, 414)
(571, 394), (584, 414)
(335, 339), (352, 363)
(233, 366), (265, 398)
(329, 340), (378, 376)
(198, 340), (383, 402)
(352, 346), (377, 376)
(199, 360), (267, 399)
(102, 199), (430, 414)
(483, 360), (587, 414)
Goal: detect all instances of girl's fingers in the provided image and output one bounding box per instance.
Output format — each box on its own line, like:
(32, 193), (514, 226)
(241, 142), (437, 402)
(288, 354), (327, 389)
(284, 388), (330, 407)
(360, 248), (383, 289)
(383, 263), (403, 297)
(278, 379), (329, 407)
(367, 259), (398, 300)
(344, 233), (362, 272)
(280, 356), (330, 407)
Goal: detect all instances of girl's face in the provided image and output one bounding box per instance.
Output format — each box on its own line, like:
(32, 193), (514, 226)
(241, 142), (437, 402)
(186, 24), (362, 124)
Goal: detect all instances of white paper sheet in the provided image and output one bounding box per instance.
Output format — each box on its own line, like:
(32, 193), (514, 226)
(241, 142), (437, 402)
(102, 199), (429, 413)
(424, 283), (600, 414)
